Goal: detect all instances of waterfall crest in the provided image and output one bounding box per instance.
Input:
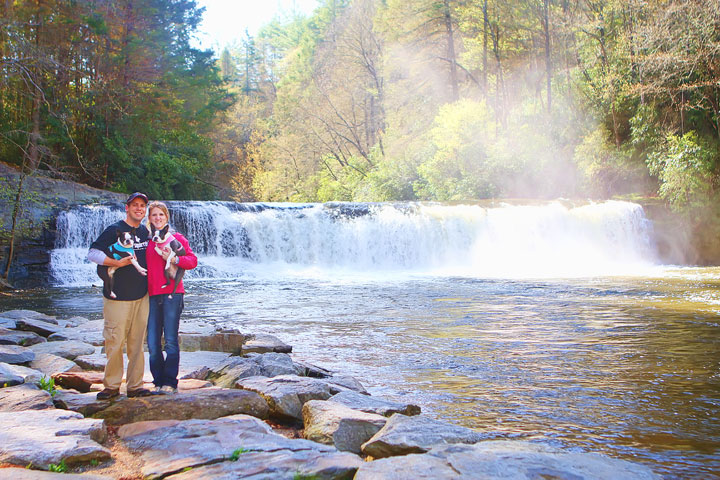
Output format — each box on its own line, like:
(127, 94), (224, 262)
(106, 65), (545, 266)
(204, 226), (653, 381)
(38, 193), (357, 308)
(50, 200), (658, 285)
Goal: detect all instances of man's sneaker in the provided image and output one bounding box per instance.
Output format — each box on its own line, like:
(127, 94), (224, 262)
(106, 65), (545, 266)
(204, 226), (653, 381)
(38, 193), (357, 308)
(159, 385), (177, 395)
(96, 388), (119, 400)
(150, 385), (162, 394)
(127, 388), (153, 398)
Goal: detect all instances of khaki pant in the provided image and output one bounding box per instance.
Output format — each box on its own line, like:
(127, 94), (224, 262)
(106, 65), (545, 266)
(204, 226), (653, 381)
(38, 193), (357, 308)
(102, 295), (149, 391)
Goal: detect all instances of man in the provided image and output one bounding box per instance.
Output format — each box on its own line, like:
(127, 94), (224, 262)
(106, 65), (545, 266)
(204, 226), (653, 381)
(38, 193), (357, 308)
(88, 192), (153, 399)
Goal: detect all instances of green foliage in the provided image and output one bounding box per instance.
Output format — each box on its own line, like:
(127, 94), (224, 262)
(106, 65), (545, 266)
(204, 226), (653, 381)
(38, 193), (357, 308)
(0, 0), (230, 199)
(293, 473), (320, 480)
(646, 131), (719, 213)
(48, 460), (68, 473)
(229, 448), (250, 461)
(39, 376), (57, 398)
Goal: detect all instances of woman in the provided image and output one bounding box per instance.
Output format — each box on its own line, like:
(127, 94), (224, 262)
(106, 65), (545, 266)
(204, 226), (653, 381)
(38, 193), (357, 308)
(146, 201), (198, 394)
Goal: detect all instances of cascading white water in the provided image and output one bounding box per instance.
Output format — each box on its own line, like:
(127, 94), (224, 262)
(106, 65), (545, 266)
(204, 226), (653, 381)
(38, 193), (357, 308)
(49, 200), (658, 285)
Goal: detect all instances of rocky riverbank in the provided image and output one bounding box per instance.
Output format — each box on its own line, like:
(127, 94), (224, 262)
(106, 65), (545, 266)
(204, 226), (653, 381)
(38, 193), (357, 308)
(0, 308), (661, 479)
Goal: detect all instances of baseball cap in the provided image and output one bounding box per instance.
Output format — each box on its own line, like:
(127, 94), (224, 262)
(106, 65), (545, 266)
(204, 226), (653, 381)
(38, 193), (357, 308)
(126, 192), (149, 204)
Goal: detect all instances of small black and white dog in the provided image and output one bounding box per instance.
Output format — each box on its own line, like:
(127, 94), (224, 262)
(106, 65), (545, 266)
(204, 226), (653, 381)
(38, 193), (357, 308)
(150, 224), (186, 298)
(98, 228), (147, 299)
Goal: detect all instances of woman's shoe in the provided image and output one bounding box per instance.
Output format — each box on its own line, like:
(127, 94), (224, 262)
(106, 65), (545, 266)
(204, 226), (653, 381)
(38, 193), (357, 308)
(160, 385), (177, 394)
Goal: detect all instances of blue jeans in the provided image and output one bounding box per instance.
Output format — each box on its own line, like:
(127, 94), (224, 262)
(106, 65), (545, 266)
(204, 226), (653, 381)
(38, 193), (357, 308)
(147, 294), (183, 388)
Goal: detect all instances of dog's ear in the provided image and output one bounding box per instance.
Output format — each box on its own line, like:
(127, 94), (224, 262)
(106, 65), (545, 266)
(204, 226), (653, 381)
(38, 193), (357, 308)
(115, 228), (123, 237)
(161, 224), (169, 234)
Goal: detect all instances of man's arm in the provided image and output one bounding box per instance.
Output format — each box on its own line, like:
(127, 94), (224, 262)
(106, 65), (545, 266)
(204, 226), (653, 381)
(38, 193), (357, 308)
(88, 248), (134, 268)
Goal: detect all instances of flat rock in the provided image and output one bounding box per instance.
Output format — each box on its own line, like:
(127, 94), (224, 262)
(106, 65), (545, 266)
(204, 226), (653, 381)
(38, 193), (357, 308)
(92, 387), (269, 425)
(53, 390), (112, 417)
(361, 413), (485, 459)
(52, 371), (105, 392)
(0, 383), (54, 411)
(30, 353), (82, 376)
(0, 362), (24, 386)
(121, 414), (362, 479)
(179, 331), (246, 354)
(0, 317), (17, 329)
(4, 363), (44, 384)
(354, 441), (661, 479)
(303, 399), (388, 453)
(29, 340), (95, 360)
(177, 378), (212, 391)
(15, 317), (63, 337)
(236, 374), (334, 422)
(0, 468), (112, 479)
(354, 451), (461, 479)
(0, 344), (35, 364)
(242, 333), (292, 354)
(325, 374), (368, 394)
(0, 327), (47, 346)
(57, 316), (90, 328)
(117, 420), (182, 439)
(165, 448), (362, 479)
(329, 390), (421, 417)
(207, 352), (302, 388)
(0, 310), (58, 324)
(47, 320), (104, 345)
(0, 409), (110, 469)
(73, 352), (106, 371)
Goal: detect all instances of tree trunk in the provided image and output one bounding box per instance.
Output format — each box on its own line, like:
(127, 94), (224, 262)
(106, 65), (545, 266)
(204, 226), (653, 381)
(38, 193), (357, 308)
(543, 0), (552, 114)
(2, 174), (25, 282)
(482, 0), (489, 94)
(443, 0), (459, 101)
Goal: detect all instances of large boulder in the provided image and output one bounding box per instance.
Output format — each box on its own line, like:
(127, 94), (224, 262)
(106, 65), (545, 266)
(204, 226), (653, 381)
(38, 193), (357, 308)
(354, 441), (661, 480)
(29, 340), (95, 360)
(236, 374), (334, 422)
(361, 414), (485, 459)
(328, 390), (420, 417)
(242, 333), (292, 354)
(0, 344), (35, 364)
(303, 399), (388, 454)
(47, 320), (104, 345)
(179, 331), (246, 354)
(0, 383), (54, 411)
(0, 409), (110, 470)
(15, 317), (63, 337)
(30, 352), (82, 376)
(52, 371), (105, 392)
(121, 414), (362, 480)
(0, 327), (46, 346)
(92, 388), (269, 425)
(206, 352), (303, 388)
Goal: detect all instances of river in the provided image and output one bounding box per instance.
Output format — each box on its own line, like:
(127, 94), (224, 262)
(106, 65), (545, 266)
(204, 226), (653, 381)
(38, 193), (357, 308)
(2, 200), (718, 478)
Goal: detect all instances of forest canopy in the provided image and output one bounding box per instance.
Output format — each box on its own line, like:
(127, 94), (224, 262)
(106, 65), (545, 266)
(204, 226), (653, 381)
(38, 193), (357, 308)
(2, 0), (719, 224)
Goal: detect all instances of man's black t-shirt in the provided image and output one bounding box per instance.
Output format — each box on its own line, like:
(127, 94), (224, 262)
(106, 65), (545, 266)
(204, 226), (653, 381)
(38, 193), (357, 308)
(90, 220), (149, 300)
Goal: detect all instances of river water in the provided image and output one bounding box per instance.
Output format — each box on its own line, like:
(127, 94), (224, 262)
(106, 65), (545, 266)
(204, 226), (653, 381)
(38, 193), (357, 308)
(3, 200), (719, 478)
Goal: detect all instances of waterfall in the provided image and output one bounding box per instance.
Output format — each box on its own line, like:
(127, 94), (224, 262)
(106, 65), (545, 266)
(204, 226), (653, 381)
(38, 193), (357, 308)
(50, 200), (658, 285)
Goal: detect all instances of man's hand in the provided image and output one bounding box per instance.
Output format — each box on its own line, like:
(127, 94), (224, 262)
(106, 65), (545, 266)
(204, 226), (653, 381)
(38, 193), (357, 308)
(109, 256), (135, 268)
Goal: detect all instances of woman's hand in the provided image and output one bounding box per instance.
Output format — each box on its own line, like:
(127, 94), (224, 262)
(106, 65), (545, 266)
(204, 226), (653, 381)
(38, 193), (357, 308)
(160, 246), (173, 261)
